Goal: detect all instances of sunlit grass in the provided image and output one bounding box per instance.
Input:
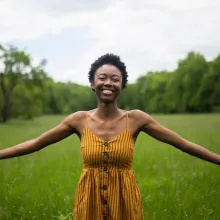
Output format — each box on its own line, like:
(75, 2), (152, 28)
(0, 114), (220, 220)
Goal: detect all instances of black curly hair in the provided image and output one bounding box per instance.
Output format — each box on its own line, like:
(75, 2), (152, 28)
(88, 53), (128, 89)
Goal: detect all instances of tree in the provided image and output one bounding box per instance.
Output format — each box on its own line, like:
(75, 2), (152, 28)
(193, 54), (220, 112)
(170, 52), (208, 112)
(0, 44), (47, 122)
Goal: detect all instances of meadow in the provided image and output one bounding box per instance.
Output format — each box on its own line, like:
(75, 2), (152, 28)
(0, 114), (220, 220)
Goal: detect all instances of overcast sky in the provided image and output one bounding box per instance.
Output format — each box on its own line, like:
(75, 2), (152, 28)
(0, 0), (220, 85)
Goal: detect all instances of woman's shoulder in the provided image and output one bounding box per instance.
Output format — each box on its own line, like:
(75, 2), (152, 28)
(127, 109), (149, 117)
(127, 109), (152, 123)
(65, 110), (95, 131)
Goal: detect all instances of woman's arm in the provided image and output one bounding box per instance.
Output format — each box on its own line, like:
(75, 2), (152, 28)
(0, 113), (77, 160)
(137, 110), (220, 165)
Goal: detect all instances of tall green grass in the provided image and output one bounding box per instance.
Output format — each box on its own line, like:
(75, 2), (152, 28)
(0, 114), (220, 220)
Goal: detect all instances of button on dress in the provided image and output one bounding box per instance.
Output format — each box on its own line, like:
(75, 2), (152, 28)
(73, 112), (144, 220)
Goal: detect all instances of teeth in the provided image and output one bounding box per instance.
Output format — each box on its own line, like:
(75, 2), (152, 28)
(103, 90), (112, 94)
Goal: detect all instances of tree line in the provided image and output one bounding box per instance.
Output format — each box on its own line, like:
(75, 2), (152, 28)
(0, 44), (219, 123)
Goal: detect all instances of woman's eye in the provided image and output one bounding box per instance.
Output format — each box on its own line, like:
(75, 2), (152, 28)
(98, 77), (105, 80)
(113, 78), (119, 82)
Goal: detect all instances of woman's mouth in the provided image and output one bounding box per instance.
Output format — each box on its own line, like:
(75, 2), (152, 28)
(102, 89), (113, 95)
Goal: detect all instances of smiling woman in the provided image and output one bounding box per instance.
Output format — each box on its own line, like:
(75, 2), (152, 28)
(91, 64), (123, 103)
(0, 53), (220, 220)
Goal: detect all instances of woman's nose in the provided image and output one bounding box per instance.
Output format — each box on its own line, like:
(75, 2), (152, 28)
(104, 78), (112, 86)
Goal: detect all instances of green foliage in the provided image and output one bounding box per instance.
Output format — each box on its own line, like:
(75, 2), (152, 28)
(121, 51), (220, 114)
(0, 44), (96, 123)
(0, 44), (48, 122)
(1, 42), (220, 123)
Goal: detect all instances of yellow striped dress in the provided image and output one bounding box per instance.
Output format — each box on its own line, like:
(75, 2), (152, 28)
(73, 112), (144, 220)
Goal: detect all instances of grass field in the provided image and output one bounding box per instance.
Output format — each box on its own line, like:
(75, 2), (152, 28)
(0, 114), (220, 220)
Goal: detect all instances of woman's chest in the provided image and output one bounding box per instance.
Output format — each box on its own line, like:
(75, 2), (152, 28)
(81, 128), (134, 168)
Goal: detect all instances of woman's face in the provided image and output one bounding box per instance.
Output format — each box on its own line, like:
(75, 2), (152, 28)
(91, 64), (123, 104)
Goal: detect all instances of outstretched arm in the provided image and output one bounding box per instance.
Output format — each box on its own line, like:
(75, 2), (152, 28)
(0, 114), (76, 160)
(138, 111), (220, 165)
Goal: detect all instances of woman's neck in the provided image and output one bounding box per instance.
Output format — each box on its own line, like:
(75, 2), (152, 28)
(95, 101), (121, 120)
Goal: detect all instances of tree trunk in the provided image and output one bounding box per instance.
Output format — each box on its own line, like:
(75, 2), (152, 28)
(0, 74), (10, 123)
(1, 94), (10, 123)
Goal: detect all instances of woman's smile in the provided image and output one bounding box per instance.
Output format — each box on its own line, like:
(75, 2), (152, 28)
(102, 89), (113, 95)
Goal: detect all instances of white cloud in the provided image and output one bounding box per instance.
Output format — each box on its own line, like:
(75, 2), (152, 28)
(0, 0), (220, 85)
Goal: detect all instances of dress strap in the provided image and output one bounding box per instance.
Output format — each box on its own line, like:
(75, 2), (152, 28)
(85, 112), (89, 128)
(126, 111), (129, 129)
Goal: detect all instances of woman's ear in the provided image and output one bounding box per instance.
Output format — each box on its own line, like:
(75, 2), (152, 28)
(91, 82), (95, 92)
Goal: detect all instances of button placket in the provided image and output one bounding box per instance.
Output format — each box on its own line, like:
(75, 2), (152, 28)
(102, 141), (109, 218)
(103, 199), (108, 204)
(103, 141), (109, 172)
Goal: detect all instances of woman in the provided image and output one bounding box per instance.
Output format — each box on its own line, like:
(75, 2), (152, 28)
(0, 53), (220, 220)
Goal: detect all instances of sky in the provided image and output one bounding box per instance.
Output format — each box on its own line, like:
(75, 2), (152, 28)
(0, 0), (220, 85)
